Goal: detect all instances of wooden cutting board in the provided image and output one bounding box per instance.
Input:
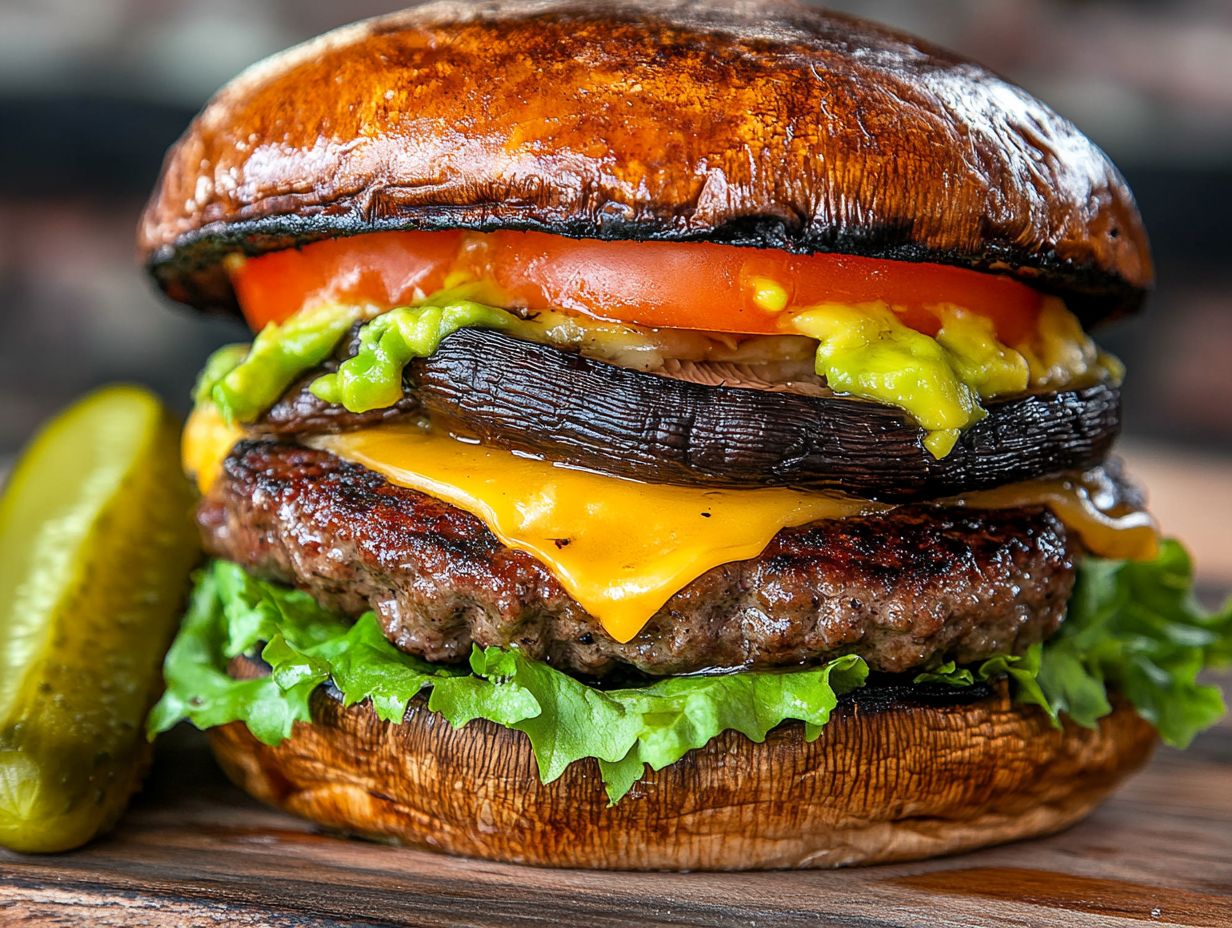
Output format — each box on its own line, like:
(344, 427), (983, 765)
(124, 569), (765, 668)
(2, 708), (1229, 928)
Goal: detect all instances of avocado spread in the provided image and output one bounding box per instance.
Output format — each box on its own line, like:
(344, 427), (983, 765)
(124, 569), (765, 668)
(195, 298), (513, 424)
(311, 301), (513, 412)
(791, 302), (1033, 457)
(198, 303), (365, 423)
(195, 288), (1103, 458)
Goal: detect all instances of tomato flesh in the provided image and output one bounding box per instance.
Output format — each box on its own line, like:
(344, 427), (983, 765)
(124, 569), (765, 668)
(234, 231), (463, 331)
(233, 229), (1042, 343)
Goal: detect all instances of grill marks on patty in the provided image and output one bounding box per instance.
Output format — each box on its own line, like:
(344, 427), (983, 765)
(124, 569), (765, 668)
(199, 440), (1078, 678)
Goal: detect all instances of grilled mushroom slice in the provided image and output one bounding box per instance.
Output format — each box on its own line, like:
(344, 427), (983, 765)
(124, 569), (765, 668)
(259, 327), (1120, 502)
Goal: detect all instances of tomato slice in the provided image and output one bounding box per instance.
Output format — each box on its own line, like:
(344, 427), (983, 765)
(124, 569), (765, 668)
(233, 231), (463, 331)
(232, 229), (1042, 343)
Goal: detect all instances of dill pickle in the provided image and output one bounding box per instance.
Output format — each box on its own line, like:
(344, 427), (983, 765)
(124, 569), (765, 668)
(0, 386), (199, 852)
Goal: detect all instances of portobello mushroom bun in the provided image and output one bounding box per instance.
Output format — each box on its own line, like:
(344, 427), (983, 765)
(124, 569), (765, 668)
(141, 0), (1232, 870)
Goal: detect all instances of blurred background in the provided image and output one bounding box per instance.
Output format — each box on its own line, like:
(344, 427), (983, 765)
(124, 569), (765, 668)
(0, 0), (1228, 589)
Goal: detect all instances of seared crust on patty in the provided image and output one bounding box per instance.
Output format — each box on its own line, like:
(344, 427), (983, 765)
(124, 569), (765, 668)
(199, 440), (1077, 678)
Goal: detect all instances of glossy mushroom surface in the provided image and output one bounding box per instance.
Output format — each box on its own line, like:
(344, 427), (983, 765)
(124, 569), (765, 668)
(260, 328), (1123, 501)
(140, 0), (1151, 325)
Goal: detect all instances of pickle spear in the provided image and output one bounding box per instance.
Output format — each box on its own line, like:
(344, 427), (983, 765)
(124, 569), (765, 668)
(0, 385), (199, 853)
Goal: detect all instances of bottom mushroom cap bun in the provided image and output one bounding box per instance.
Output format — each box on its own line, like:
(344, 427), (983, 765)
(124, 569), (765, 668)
(211, 661), (1156, 870)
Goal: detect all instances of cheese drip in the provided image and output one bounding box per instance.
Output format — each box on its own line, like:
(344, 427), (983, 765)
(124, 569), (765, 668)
(958, 476), (1158, 562)
(309, 427), (880, 643)
(182, 408), (1159, 644)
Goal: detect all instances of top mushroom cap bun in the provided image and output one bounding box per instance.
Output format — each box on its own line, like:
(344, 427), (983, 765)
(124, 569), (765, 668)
(139, 0), (1151, 327)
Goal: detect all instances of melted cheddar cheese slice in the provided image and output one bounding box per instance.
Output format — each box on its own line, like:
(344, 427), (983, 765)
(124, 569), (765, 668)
(183, 407), (1158, 644)
(309, 427), (881, 642)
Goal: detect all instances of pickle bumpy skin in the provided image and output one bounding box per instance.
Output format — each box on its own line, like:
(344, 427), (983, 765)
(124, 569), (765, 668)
(0, 386), (199, 853)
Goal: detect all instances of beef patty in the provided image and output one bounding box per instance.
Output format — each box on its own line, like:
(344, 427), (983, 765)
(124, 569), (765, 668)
(199, 439), (1080, 678)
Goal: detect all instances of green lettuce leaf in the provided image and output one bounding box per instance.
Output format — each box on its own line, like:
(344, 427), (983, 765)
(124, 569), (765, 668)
(914, 539), (1232, 748)
(150, 562), (868, 802)
(1036, 539), (1231, 746)
(152, 543), (1231, 802)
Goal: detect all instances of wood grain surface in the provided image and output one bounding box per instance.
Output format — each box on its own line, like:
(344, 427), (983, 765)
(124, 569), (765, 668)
(1, 704), (1228, 928)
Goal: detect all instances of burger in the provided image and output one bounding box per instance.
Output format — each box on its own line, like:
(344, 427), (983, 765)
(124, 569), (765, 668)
(140, 0), (1231, 869)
